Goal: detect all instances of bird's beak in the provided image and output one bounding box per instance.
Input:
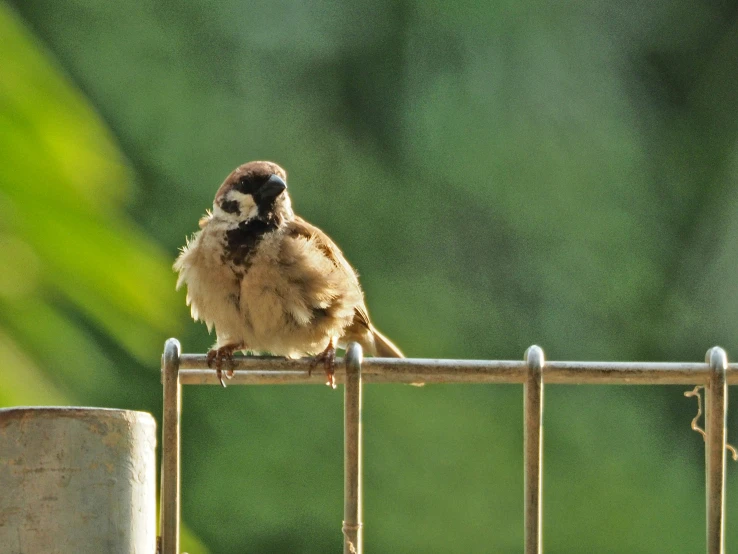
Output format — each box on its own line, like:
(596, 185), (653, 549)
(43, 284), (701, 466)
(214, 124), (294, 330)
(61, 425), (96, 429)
(257, 174), (287, 201)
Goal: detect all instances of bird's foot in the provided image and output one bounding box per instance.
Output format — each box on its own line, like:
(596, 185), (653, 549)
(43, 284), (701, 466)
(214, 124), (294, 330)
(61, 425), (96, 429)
(206, 343), (243, 387)
(311, 340), (337, 389)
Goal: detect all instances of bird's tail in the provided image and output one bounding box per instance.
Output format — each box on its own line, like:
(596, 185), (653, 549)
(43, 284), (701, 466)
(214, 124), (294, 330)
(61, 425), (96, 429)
(370, 326), (404, 358)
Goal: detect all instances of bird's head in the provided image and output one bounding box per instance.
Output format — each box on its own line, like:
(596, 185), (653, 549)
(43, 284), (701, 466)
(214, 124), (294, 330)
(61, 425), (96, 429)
(212, 161), (293, 225)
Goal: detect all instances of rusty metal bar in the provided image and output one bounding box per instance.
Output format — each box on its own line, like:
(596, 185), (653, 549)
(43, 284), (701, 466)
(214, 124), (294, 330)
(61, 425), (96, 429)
(343, 343), (363, 554)
(176, 355), (738, 386)
(524, 346), (544, 554)
(705, 347), (728, 554)
(160, 338), (182, 554)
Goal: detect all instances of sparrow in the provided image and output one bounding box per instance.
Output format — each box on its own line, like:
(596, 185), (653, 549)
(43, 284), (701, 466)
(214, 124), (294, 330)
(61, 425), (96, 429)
(174, 161), (404, 387)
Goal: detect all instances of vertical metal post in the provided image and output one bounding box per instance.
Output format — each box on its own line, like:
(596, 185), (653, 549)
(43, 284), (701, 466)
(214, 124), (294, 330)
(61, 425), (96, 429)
(343, 342), (363, 554)
(524, 345), (545, 554)
(705, 347), (728, 554)
(160, 338), (182, 554)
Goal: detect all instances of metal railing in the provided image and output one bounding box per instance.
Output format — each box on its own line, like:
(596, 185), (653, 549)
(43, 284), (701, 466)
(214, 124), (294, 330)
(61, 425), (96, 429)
(159, 339), (733, 554)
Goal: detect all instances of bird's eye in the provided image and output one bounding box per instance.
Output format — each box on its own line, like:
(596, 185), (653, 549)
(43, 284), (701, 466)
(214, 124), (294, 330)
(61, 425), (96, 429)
(234, 176), (259, 196)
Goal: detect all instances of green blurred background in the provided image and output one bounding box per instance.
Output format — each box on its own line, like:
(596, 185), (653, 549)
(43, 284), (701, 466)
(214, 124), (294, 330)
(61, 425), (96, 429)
(2, 1), (738, 552)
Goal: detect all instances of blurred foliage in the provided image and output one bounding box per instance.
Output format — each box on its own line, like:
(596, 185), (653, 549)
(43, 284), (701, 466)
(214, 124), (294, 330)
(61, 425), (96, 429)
(0, 4), (207, 552)
(3, 0), (738, 552)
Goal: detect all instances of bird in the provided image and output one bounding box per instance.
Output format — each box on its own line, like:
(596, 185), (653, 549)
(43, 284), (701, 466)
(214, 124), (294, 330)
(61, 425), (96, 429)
(173, 160), (404, 387)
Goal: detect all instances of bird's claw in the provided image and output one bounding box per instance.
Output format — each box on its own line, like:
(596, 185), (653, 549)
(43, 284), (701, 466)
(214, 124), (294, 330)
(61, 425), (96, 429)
(311, 341), (337, 389)
(206, 344), (241, 387)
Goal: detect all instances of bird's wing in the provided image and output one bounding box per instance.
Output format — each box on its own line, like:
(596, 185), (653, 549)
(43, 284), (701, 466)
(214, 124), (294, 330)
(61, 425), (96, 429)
(288, 216), (371, 329)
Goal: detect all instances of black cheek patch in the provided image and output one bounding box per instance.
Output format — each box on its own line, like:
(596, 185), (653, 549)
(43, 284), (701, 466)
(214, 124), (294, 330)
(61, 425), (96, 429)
(220, 199), (241, 214)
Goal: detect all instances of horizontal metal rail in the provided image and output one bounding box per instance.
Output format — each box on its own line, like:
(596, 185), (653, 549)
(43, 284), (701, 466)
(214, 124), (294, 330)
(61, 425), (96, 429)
(176, 354), (738, 385)
(160, 340), (732, 554)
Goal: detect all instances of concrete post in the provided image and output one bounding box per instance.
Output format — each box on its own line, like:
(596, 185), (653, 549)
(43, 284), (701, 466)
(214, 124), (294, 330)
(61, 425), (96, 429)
(0, 407), (157, 554)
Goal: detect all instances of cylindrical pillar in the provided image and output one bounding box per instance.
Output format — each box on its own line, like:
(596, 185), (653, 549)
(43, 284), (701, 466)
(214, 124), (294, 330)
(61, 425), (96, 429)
(0, 407), (157, 554)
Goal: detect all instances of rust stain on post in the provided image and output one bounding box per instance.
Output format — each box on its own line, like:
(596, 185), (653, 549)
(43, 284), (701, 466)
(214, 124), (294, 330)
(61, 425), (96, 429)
(160, 338), (182, 554)
(343, 342), (363, 554)
(524, 345), (544, 554)
(705, 347), (727, 554)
